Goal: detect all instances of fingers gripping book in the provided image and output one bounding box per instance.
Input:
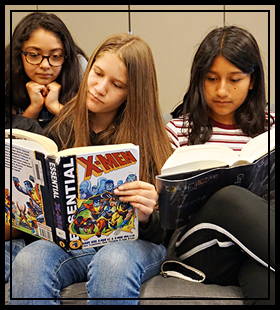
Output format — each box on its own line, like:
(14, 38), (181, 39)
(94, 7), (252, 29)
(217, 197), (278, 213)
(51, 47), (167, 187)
(5, 129), (139, 251)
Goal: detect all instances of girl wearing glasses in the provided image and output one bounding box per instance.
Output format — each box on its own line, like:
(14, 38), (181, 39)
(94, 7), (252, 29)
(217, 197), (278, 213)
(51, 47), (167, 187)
(5, 12), (88, 127)
(10, 33), (173, 305)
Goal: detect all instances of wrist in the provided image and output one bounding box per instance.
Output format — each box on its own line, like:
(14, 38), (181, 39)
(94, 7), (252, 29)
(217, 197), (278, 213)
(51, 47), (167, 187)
(22, 104), (42, 119)
(46, 102), (63, 116)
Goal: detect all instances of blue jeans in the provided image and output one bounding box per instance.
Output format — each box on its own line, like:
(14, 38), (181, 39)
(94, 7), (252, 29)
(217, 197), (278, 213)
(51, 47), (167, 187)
(5, 239), (26, 283)
(9, 239), (166, 305)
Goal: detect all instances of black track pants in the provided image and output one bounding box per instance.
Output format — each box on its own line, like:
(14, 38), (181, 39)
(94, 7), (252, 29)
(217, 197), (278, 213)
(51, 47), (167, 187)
(176, 185), (275, 303)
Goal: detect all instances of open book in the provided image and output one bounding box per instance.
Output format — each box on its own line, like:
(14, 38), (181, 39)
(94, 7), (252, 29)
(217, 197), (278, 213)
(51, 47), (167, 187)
(161, 128), (275, 175)
(156, 128), (275, 229)
(5, 129), (139, 251)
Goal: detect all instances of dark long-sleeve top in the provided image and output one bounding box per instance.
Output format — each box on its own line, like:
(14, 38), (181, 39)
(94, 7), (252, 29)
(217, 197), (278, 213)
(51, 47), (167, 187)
(139, 210), (166, 244)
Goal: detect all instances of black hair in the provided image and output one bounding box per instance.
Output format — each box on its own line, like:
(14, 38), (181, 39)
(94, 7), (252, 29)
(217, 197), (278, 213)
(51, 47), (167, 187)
(5, 12), (87, 114)
(173, 26), (267, 145)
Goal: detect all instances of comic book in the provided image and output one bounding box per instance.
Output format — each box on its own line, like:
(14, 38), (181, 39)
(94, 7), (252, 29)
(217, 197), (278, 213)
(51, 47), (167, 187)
(156, 128), (275, 230)
(5, 129), (139, 251)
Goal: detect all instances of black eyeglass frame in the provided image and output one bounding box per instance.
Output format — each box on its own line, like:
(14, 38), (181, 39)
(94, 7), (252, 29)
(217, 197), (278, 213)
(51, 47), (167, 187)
(21, 50), (67, 67)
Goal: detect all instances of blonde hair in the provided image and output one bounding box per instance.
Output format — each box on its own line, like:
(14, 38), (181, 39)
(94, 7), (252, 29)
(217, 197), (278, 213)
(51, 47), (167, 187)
(46, 33), (173, 184)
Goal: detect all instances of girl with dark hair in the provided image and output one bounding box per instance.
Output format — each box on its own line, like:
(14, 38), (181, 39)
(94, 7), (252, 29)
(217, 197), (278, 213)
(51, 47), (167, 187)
(167, 26), (274, 148)
(5, 13), (88, 289)
(165, 26), (275, 304)
(10, 33), (172, 305)
(5, 12), (88, 127)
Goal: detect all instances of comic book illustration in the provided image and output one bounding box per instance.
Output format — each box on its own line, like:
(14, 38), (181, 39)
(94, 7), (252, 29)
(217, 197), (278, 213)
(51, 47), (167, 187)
(68, 173), (138, 247)
(5, 134), (139, 251)
(55, 147), (139, 250)
(5, 142), (54, 242)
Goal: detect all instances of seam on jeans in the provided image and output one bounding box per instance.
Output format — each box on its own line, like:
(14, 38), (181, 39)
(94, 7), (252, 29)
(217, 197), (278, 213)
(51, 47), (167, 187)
(54, 252), (94, 276)
(53, 252), (94, 289)
(140, 244), (166, 283)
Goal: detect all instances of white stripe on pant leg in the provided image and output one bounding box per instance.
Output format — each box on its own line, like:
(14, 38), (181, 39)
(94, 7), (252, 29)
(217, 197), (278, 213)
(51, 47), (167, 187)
(176, 223), (275, 272)
(178, 239), (235, 261)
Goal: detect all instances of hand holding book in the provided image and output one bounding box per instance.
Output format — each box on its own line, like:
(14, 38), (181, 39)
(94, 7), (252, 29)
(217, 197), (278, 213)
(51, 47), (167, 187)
(114, 181), (158, 224)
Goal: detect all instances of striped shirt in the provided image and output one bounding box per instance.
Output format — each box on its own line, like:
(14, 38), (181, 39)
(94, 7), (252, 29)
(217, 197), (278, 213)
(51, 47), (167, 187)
(165, 114), (275, 155)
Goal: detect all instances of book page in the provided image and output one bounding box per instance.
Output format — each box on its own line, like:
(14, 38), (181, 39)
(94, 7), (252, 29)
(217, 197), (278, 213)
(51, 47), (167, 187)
(5, 129), (58, 155)
(161, 144), (239, 176)
(240, 127), (275, 163)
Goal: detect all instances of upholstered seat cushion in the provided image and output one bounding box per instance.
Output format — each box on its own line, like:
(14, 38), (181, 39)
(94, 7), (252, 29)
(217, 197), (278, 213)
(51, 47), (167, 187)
(58, 276), (243, 305)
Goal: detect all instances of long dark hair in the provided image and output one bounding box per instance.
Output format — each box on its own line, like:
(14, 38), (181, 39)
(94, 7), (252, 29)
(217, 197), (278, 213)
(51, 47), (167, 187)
(5, 12), (87, 113)
(174, 26), (267, 145)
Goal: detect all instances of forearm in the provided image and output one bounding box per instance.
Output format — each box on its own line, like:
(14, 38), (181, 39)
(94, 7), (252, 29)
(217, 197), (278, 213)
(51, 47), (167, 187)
(22, 104), (42, 119)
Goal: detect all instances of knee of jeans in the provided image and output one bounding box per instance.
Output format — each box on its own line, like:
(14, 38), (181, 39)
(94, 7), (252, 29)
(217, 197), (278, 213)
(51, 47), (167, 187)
(12, 240), (58, 277)
(98, 242), (132, 266)
(89, 242), (138, 278)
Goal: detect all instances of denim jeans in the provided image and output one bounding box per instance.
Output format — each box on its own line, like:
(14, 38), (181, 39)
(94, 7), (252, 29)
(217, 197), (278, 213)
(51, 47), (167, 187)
(5, 239), (26, 283)
(9, 238), (166, 305)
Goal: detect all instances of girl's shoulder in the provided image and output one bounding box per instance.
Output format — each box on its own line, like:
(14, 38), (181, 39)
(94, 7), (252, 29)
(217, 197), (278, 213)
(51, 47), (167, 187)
(166, 114), (190, 130)
(165, 115), (190, 149)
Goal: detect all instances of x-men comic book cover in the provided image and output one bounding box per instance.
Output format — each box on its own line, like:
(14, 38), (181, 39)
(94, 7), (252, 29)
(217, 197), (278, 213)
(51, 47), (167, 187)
(52, 146), (139, 251)
(5, 141), (55, 242)
(5, 138), (139, 251)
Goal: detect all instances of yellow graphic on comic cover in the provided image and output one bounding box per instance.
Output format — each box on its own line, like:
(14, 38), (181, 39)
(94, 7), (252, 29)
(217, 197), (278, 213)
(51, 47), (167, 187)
(69, 194), (136, 241)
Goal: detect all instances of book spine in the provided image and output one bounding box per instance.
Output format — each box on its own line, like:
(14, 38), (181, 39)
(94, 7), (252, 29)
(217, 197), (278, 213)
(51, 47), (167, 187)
(45, 156), (71, 251)
(55, 155), (80, 251)
(34, 151), (57, 243)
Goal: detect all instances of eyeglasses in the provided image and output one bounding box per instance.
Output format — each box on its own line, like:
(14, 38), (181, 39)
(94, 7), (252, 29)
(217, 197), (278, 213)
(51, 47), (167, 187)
(21, 51), (67, 67)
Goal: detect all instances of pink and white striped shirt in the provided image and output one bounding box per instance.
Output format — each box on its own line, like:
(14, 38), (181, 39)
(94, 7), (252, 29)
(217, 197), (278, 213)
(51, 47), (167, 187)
(165, 114), (275, 155)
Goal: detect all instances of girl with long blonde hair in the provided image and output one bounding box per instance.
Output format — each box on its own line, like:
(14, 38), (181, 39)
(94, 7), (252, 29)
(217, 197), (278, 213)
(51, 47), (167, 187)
(10, 33), (172, 305)
(46, 33), (172, 184)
